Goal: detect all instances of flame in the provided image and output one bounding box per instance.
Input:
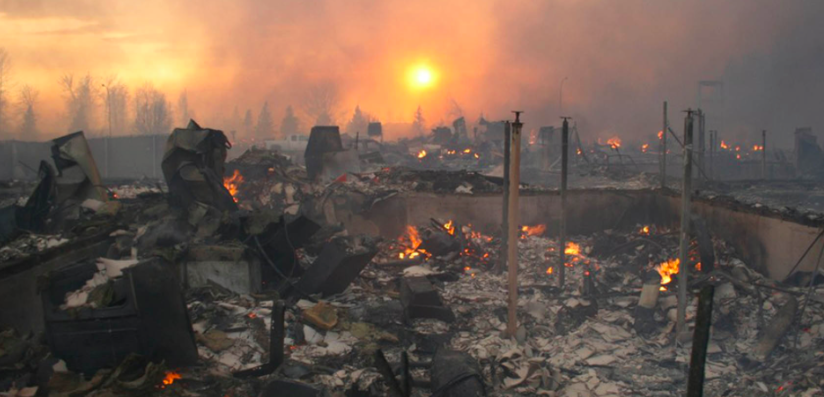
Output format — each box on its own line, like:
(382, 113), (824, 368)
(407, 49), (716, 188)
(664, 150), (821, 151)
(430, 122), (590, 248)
(444, 220), (456, 235)
(656, 258), (680, 291)
(223, 169), (244, 203)
(640, 225), (650, 235)
(565, 242), (580, 256)
(546, 266), (554, 275)
(446, 149), (456, 155)
(641, 143), (649, 153)
(752, 145), (763, 151)
(736, 154), (741, 160)
(474, 153), (480, 159)
(734, 145), (741, 152)
(606, 136), (622, 149)
(161, 371), (182, 387)
(657, 130), (664, 140)
(463, 148), (472, 154)
(520, 224), (546, 239)
(720, 140), (729, 150)
(576, 148), (582, 155)
(529, 130), (538, 145)
(417, 150), (427, 158)
(398, 225), (428, 259)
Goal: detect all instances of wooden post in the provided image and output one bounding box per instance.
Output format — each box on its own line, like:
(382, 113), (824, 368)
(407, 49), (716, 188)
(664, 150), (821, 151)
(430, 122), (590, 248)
(559, 117), (570, 288)
(708, 131), (714, 180)
(762, 130), (767, 180)
(506, 112), (523, 337)
(677, 110), (695, 337)
(697, 110), (705, 185)
(661, 101), (668, 189)
(496, 122), (512, 274)
(687, 285), (715, 397)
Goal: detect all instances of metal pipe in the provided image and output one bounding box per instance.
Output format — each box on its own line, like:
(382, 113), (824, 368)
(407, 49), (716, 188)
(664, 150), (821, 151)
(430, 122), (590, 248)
(497, 121), (512, 274)
(677, 110), (695, 337)
(661, 101), (668, 189)
(559, 117), (570, 288)
(506, 111), (523, 337)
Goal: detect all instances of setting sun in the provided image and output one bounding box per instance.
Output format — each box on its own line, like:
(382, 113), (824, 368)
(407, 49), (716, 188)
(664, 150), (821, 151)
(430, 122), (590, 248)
(408, 64), (437, 90)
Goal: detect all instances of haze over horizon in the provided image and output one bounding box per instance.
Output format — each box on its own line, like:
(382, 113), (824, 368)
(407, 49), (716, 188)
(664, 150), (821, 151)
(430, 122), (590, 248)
(0, 0), (822, 147)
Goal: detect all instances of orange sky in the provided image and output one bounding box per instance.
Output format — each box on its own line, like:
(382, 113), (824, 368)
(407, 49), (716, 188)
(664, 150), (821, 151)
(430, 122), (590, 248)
(1, 0), (822, 145)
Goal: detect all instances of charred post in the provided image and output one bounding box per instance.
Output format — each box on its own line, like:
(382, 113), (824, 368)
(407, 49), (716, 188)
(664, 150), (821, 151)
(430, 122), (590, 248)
(497, 121), (512, 274)
(662, 101), (668, 188)
(687, 285), (715, 397)
(506, 111), (523, 337)
(677, 110), (695, 337)
(559, 117), (571, 288)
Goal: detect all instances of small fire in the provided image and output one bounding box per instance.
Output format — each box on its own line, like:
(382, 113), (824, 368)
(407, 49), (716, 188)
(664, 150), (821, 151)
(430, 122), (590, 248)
(657, 130), (664, 140)
(606, 136), (622, 149)
(463, 148), (472, 154)
(444, 220), (456, 235)
(565, 242), (580, 256)
(161, 371), (182, 388)
(223, 169), (244, 203)
(720, 140), (729, 150)
(546, 266), (554, 275)
(736, 154), (741, 160)
(752, 145), (764, 151)
(734, 145), (741, 152)
(640, 225), (650, 235)
(656, 258), (680, 291)
(474, 153), (480, 159)
(520, 224), (547, 239)
(641, 143), (649, 153)
(576, 148), (582, 155)
(446, 149), (456, 155)
(398, 225), (428, 259)
(417, 150), (427, 159)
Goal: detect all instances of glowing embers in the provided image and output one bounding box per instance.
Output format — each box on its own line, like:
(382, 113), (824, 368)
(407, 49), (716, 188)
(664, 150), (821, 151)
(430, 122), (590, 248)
(606, 136), (622, 149)
(223, 169), (244, 202)
(417, 150), (427, 159)
(520, 224), (546, 239)
(159, 371), (182, 389)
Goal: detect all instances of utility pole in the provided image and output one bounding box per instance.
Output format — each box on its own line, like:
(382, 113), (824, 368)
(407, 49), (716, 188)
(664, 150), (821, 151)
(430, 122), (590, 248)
(103, 84), (112, 179)
(506, 112), (523, 337)
(661, 101), (668, 189)
(677, 109), (695, 339)
(697, 110), (705, 186)
(762, 130), (767, 180)
(496, 121), (512, 274)
(708, 130), (715, 179)
(559, 117), (571, 288)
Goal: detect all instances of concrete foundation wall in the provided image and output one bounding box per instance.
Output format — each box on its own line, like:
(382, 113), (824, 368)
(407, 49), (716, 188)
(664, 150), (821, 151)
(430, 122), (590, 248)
(333, 189), (821, 281)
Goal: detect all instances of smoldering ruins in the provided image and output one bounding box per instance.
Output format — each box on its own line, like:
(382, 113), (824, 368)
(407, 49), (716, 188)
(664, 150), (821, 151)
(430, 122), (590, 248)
(2, 2), (824, 397)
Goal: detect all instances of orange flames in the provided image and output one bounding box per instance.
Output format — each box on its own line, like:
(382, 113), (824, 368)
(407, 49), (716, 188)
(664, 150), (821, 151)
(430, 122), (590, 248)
(656, 258), (680, 291)
(640, 225), (650, 235)
(444, 220), (456, 235)
(520, 224), (546, 239)
(417, 150), (427, 158)
(161, 371), (182, 388)
(546, 266), (554, 275)
(576, 148), (582, 155)
(734, 145), (741, 152)
(752, 145), (764, 151)
(463, 148), (472, 154)
(720, 140), (729, 150)
(564, 241), (581, 256)
(606, 136), (622, 149)
(641, 143), (649, 153)
(223, 170), (244, 202)
(657, 130), (664, 140)
(398, 225), (430, 259)
(736, 154), (741, 160)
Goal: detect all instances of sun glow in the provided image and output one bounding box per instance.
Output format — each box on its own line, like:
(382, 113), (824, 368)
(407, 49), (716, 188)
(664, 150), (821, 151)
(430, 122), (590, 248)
(408, 64), (437, 90)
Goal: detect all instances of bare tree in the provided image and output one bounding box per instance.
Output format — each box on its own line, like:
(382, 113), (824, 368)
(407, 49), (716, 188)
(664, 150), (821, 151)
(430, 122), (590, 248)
(103, 76), (129, 135)
(412, 105), (426, 136)
(18, 85), (37, 138)
(178, 90), (189, 125)
(303, 82), (342, 126)
(0, 48), (12, 137)
(61, 73), (98, 132)
(133, 83), (172, 135)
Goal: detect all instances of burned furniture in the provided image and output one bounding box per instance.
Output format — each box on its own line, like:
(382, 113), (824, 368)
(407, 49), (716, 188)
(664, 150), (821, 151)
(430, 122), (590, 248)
(292, 235), (377, 297)
(40, 258), (198, 375)
(161, 120), (237, 215)
(304, 126), (361, 182)
(400, 276), (455, 323)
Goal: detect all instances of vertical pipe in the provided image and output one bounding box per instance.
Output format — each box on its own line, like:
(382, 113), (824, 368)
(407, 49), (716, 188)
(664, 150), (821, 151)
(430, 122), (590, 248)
(677, 111), (694, 337)
(687, 285), (715, 397)
(661, 101), (668, 189)
(506, 112), (523, 337)
(497, 122), (512, 274)
(559, 118), (570, 288)
(762, 130), (767, 180)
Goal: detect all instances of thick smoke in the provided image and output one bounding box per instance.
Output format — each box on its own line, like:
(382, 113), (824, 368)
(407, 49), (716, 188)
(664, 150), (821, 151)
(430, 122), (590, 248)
(1, 0), (822, 146)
